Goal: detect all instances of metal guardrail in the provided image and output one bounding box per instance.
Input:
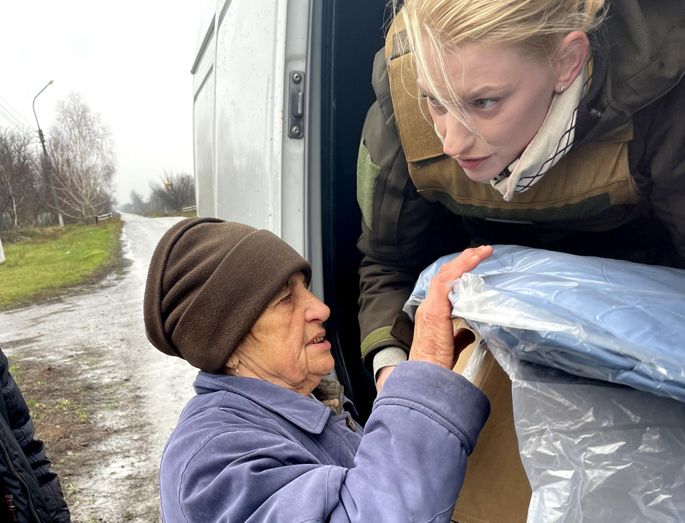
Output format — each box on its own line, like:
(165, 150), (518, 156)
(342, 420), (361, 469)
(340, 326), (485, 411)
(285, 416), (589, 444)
(95, 212), (113, 224)
(182, 205), (197, 213)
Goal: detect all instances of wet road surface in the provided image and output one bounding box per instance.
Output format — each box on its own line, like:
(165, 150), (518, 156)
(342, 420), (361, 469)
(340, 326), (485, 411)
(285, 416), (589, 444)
(0, 213), (197, 521)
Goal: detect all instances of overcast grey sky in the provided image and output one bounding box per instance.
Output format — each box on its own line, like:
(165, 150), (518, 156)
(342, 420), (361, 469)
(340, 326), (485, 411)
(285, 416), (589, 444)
(0, 0), (214, 205)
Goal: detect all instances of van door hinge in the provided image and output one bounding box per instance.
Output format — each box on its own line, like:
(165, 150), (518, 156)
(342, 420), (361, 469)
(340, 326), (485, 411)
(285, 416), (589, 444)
(288, 71), (305, 139)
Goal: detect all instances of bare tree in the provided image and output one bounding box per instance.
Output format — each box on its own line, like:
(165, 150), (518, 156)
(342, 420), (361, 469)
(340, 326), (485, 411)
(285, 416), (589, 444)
(120, 189), (147, 215)
(0, 128), (40, 229)
(148, 171), (195, 213)
(130, 190), (147, 214)
(48, 93), (116, 222)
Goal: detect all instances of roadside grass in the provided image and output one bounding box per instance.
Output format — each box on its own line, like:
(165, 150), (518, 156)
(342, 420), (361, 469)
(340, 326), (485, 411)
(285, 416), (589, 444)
(0, 219), (123, 309)
(140, 209), (197, 218)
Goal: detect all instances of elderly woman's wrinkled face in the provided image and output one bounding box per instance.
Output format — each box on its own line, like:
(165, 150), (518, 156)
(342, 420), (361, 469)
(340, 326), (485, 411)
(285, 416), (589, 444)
(417, 42), (557, 182)
(231, 272), (334, 395)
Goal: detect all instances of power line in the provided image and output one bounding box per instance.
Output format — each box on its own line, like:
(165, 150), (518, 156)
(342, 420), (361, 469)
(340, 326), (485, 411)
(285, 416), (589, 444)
(0, 103), (27, 129)
(0, 93), (33, 128)
(0, 93), (33, 126)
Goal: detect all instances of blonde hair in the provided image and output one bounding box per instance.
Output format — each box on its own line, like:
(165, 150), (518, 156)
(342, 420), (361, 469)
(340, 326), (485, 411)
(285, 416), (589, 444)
(396, 0), (605, 126)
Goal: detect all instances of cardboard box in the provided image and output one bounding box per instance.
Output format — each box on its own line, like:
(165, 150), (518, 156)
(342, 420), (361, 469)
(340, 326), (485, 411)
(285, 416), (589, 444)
(450, 320), (531, 523)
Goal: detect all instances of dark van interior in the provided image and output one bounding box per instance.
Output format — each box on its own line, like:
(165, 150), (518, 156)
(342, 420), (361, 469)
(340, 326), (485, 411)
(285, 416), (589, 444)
(315, 0), (391, 419)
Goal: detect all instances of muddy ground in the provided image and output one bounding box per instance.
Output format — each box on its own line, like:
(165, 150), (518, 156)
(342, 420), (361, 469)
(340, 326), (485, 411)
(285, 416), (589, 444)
(7, 336), (156, 522)
(0, 215), (196, 522)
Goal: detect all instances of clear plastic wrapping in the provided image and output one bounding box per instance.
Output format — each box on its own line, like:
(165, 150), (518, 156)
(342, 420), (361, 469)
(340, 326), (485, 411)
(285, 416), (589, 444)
(494, 346), (685, 522)
(405, 246), (685, 521)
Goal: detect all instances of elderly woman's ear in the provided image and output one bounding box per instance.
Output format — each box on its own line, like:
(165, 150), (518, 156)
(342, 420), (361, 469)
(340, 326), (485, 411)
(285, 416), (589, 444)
(225, 355), (241, 375)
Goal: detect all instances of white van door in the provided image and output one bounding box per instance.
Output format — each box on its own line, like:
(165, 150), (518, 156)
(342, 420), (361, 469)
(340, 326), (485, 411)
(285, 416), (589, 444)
(191, 0), (388, 415)
(191, 0), (312, 255)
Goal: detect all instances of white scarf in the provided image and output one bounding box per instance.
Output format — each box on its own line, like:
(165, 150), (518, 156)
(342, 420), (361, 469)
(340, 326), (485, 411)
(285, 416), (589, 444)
(490, 65), (588, 201)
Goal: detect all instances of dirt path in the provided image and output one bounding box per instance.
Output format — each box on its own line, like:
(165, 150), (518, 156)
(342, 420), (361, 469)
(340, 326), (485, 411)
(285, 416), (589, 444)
(0, 214), (197, 522)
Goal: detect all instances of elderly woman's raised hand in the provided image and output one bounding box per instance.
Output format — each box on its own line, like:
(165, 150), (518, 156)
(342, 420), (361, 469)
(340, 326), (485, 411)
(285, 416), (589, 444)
(409, 246), (493, 369)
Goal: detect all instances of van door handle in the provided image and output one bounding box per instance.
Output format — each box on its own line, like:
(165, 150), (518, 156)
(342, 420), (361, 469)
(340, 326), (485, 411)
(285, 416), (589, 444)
(288, 71), (305, 139)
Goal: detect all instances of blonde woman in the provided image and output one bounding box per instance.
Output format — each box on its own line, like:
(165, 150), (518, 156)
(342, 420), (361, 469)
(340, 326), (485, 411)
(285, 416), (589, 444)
(356, 0), (685, 387)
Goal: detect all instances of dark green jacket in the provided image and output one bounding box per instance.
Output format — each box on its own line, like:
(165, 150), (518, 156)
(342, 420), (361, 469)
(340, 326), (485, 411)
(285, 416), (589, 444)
(357, 0), (685, 366)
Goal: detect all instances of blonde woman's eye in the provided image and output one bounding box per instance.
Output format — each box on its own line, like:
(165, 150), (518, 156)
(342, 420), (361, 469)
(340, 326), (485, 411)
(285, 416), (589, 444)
(420, 92), (447, 114)
(473, 98), (498, 110)
(428, 96), (444, 110)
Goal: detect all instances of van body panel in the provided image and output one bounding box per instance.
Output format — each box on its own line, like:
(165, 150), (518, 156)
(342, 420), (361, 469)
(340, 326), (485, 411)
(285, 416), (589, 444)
(193, 0), (311, 255)
(192, 0), (387, 415)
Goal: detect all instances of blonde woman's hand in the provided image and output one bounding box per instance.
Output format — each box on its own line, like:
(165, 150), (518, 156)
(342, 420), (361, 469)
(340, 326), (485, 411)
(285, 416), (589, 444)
(409, 246), (493, 369)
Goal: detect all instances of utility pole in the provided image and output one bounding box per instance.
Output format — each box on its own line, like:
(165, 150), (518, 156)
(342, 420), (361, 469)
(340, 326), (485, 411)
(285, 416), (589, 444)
(32, 80), (64, 227)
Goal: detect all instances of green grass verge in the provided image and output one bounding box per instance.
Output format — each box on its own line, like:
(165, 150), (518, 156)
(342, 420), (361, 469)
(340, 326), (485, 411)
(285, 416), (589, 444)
(140, 210), (197, 218)
(0, 219), (123, 309)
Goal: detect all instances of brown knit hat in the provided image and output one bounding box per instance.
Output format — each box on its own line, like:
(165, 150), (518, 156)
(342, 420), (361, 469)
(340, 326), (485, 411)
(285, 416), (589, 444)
(144, 217), (311, 373)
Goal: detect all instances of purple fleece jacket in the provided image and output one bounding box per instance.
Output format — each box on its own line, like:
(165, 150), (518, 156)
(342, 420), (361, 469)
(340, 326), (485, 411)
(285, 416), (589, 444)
(160, 360), (490, 522)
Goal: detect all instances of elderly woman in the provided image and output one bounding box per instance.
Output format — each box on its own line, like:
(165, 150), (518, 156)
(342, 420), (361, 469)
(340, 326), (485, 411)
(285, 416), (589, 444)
(144, 217), (492, 522)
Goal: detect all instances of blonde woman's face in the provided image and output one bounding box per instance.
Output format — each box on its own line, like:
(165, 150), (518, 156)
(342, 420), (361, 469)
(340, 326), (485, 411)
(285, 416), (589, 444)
(417, 42), (558, 183)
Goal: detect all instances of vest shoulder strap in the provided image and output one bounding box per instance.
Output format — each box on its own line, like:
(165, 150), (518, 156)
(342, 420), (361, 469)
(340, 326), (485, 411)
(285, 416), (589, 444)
(385, 17), (445, 163)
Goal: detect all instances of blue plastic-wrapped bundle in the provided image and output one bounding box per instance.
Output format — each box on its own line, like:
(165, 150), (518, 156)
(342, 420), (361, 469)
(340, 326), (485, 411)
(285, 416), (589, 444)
(405, 246), (685, 521)
(404, 245), (685, 403)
